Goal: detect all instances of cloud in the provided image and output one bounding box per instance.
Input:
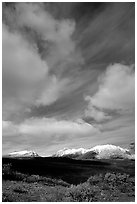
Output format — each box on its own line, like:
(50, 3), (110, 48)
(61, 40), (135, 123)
(2, 24), (48, 120)
(3, 24), (48, 95)
(99, 112), (134, 133)
(2, 3), (76, 120)
(78, 3), (134, 65)
(13, 3), (76, 67)
(84, 63), (135, 121)
(3, 117), (98, 137)
(36, 76), (70, 106)
(21, 118), (96, 138)
(2, 121), (19, 136)
(84, 104), (112, 122)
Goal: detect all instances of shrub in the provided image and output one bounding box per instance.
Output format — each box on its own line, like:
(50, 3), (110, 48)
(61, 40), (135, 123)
(25, 174), (70, 187)
(13, 186), (28, 194)
(88, 174), (103, 185)
(2, 164), (28, 181)
(103, 172), (134, 194)
(66, 182), (98, 202)
(26, 175), (40, 183)
(104, 172), (117, 182)
(104, 172), (129, 184)
(2, 163), (12, 176)
(2, 192), (13, 202)
(13, 172), (27, 181)
(45, 187), (67, 202)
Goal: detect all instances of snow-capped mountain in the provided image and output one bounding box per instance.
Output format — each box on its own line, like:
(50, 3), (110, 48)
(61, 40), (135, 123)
(89, 144), (134, 159)
(8, 150), (39, 158)
(53, 144), (135, 160)
(53, 147), (90, 157)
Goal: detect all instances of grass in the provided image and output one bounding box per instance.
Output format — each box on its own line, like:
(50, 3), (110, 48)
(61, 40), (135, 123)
(2, 158), (135, 202)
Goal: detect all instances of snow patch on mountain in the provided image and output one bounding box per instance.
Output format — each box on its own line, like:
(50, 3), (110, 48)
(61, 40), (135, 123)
(8, 150), (39, 157)
(53, 147), (90, 157)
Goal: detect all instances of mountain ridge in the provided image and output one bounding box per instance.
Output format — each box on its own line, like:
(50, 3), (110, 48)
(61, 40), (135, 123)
(4, 144), (135, 160)
(53, 144), (135, 160)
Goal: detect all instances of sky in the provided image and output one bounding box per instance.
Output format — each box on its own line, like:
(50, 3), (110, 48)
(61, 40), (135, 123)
(2, 2), (135, 156)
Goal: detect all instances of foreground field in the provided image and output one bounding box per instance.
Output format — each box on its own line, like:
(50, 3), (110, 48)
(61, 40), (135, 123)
(2, 157), (135, 202)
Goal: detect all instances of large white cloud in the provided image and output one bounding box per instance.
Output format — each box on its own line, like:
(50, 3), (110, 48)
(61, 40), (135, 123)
(3, 117), (99, 140)
(3, 24), (48, 99)
(3, 24), (47, 120)
(85, 63), (135, 122)
(2, 2), (76, 120)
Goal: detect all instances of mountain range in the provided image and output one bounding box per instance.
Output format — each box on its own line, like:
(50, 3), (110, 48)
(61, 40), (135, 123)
(5, 144), (135, 160)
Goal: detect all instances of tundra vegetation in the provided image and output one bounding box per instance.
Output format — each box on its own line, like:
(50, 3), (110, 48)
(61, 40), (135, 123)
(2, 158), (135, 202)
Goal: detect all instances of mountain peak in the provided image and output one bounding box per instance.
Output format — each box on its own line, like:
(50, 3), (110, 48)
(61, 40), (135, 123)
(53, 147), (89, 157)
(91, 144), (129, 153)
(8, 150), (39, 158)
